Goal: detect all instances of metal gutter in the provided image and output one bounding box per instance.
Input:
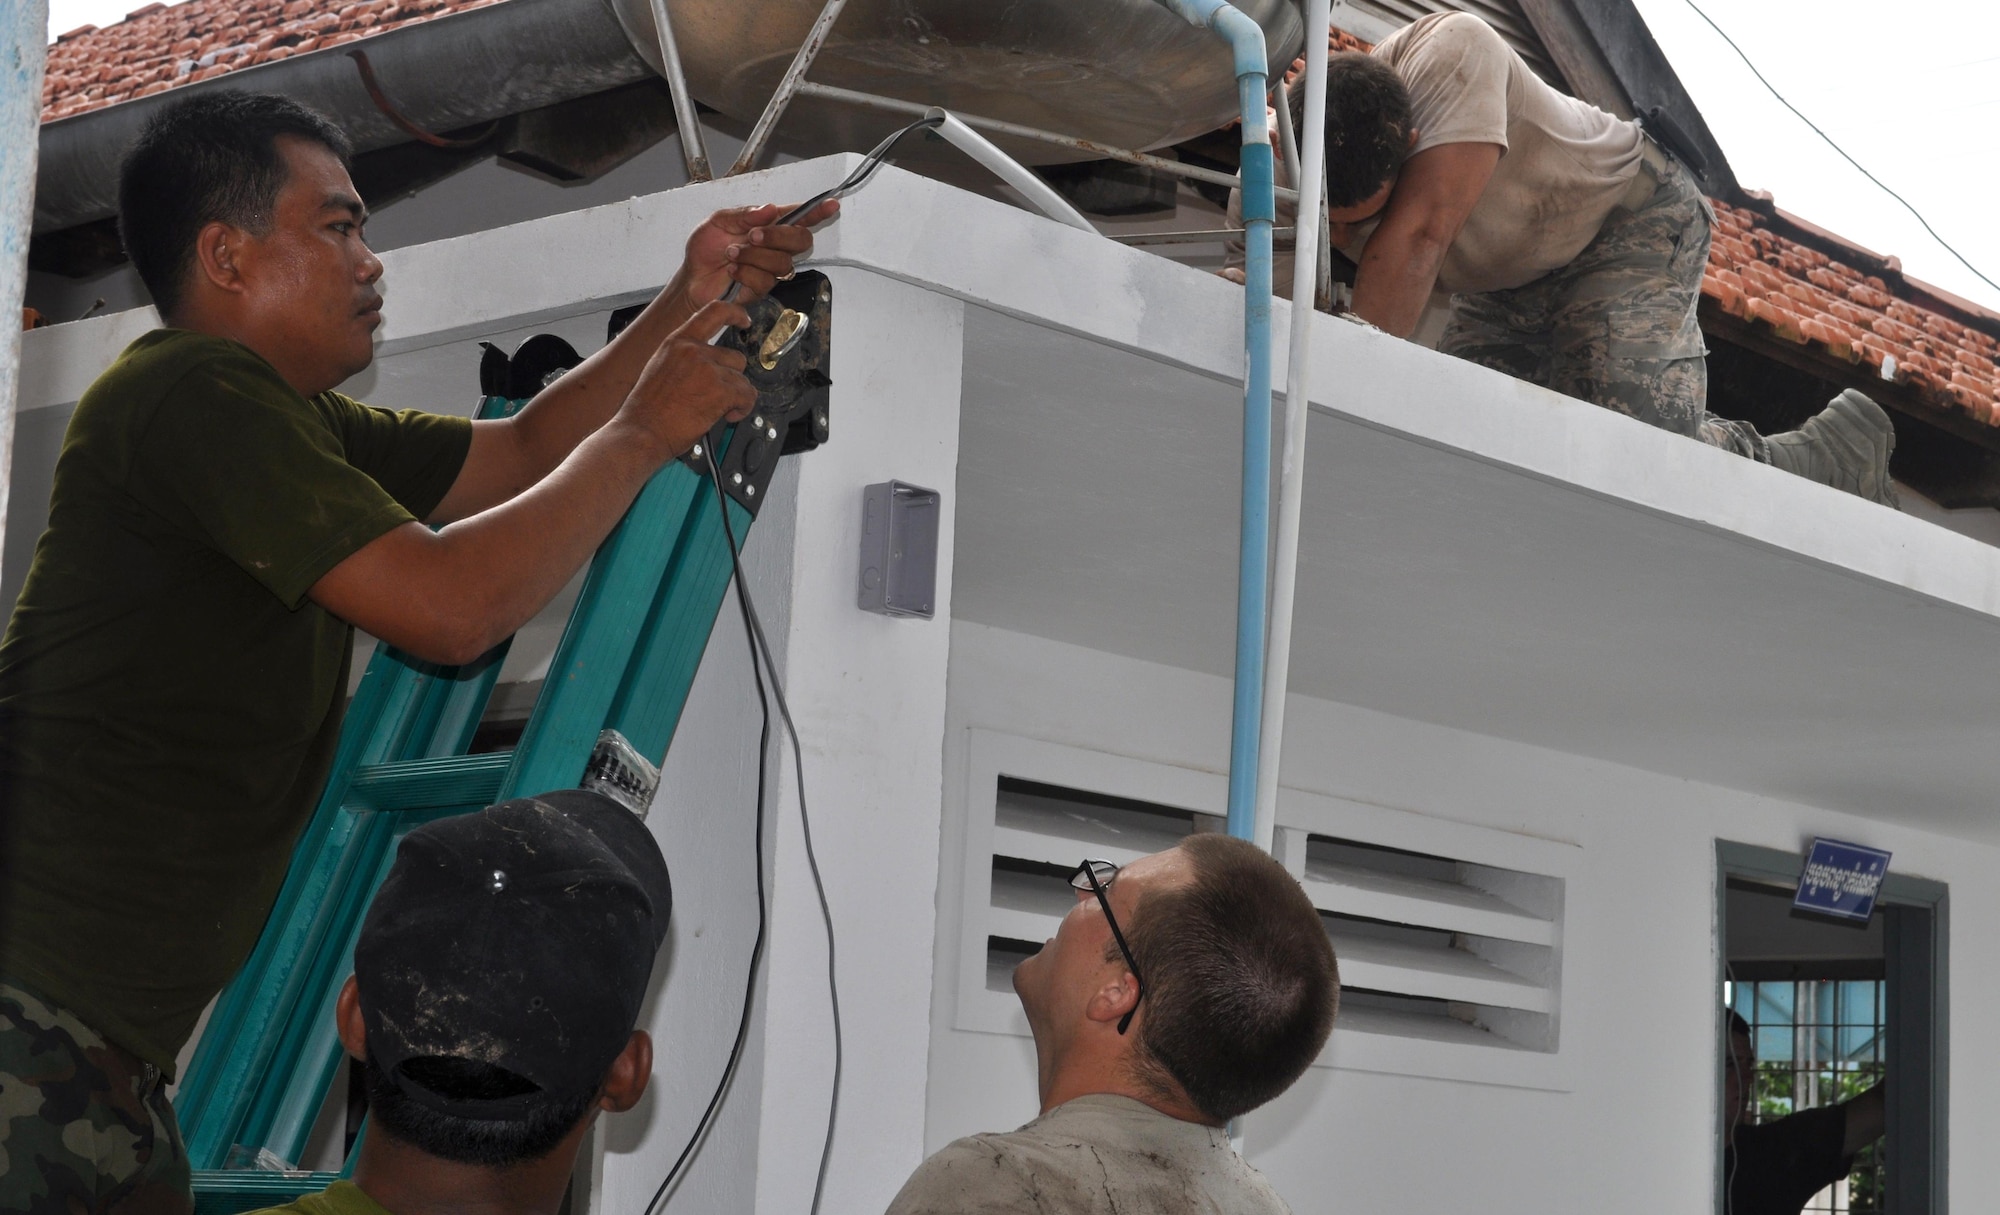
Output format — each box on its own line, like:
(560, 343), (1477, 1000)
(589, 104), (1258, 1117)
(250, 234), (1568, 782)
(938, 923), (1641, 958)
(32, 0), (652, 234)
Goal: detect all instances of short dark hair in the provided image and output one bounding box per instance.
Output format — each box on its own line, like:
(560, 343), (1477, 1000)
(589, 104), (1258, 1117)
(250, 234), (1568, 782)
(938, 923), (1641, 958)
(361, 1053), (598, 1167)
(1123, 834), (1339, 1122)
(1727, 1008), (1752, 1042)
(117, 91), (352, 317)
(1320, 52), (1415, 209)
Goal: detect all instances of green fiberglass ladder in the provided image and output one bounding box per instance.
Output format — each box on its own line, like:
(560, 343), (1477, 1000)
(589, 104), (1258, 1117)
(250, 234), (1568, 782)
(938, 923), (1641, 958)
(174, 277), (832, 1212)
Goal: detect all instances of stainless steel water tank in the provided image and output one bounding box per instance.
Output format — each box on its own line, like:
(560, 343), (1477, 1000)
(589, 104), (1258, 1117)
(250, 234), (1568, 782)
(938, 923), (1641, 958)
(607, 0), (1306, 164)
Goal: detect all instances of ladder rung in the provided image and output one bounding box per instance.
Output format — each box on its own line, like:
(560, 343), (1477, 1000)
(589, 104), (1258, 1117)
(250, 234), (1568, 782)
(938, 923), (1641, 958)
(345, 752), (512, 813)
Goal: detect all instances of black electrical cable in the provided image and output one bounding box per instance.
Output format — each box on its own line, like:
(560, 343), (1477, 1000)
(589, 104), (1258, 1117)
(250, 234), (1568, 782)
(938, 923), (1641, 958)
(643, 119), (929, 1212)
(712, 478), (844, 1215)
(1682, 0), (2000, 296)
(639, 456), (773, 1215)
(641, 449), (844, 1215)
(773, 115), (945, 227)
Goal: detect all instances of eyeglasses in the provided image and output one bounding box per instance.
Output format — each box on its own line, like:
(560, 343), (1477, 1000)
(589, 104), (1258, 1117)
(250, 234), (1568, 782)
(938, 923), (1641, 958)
(1071, 859), (1144, 1035)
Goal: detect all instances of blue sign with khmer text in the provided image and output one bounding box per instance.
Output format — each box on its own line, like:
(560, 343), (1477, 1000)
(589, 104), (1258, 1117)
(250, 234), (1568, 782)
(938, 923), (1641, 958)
(1793, 838), (1892, 922)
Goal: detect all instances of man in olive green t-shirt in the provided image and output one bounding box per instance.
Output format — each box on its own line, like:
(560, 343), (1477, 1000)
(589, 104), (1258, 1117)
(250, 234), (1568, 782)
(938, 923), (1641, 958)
(0, 90), (832, 1215)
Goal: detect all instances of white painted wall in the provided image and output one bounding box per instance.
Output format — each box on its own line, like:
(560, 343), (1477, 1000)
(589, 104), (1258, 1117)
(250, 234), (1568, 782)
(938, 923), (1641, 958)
(930, 620), (1998, 1213)
(727, 268), (966, 1214)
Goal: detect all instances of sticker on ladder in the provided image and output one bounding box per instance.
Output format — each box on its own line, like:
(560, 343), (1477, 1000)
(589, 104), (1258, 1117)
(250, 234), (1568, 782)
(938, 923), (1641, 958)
(582, 728), (661, 818)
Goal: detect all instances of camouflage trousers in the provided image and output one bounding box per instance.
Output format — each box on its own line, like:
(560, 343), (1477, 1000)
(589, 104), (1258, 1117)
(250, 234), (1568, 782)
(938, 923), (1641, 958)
(0, 980), (192, 1215)
(1439, 151), (1770, 463)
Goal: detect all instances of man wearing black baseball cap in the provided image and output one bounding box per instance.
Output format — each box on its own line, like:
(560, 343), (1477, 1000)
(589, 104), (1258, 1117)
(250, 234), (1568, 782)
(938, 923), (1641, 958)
(249, 789), (672, 1215)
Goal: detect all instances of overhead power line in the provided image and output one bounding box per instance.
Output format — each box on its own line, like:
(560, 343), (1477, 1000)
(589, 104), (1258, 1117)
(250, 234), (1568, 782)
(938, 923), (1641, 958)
(1683, 0), (2000, 297)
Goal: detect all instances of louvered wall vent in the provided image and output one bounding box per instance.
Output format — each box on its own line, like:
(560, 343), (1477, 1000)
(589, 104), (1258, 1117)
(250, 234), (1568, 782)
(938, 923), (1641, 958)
(1273, 831), (1560, 1052)
(952, 727), (1576, 1087)
(981, 779), (1197, 991)
(953, 731), (1570, 1085)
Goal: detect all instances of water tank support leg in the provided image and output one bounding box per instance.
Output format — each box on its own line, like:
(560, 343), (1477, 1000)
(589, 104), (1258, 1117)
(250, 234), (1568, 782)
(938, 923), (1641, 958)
(645, 0), (712, 181)
(730, 0), (856, 177)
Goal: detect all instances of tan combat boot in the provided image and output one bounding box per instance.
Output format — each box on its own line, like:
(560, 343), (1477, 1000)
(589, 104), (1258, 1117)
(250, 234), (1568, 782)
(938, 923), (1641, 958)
(1765, 389), (1899, 507)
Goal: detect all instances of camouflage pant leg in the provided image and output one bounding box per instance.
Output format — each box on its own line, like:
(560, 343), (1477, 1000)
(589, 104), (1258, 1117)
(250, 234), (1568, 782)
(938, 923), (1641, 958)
(1438, 275), (1557, 387)
(1442, 157), (1769, 462)
(0, 981), (193, 1215)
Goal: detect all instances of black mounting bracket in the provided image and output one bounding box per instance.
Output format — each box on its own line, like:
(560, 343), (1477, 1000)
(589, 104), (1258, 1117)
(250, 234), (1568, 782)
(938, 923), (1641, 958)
(682, 271), (832, 517)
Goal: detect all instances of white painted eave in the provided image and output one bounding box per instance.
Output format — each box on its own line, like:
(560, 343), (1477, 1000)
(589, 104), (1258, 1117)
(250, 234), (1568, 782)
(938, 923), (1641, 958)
(18, 156), (2000, 838)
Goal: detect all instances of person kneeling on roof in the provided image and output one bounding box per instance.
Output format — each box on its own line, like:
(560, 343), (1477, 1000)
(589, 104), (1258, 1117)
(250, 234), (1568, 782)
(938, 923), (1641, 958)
(0, 89), (830, 1215)
(245, 789), (671, 1215)
(886, 833), (1340, 1215)
(1235, 12), (1896, 506)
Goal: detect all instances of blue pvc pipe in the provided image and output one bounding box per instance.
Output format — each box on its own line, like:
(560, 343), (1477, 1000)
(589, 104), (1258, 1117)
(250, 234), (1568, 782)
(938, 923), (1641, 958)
(1155, 0), (1273, 841)
(1231, 137), (1273, 842)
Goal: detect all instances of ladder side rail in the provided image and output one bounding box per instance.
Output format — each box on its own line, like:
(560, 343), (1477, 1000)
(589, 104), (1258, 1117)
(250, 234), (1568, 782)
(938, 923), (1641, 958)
(256, 803), (489, 1164)
(260, 472), (753, 1163)
(251, 478), (749, 1161)
(499, 463), (707, 798)
(606, 489), (755, 759)
(178, 650), (440, 1164)
(401, 644), (510, 760)
(231, 663), (512, 1160)
(236, 808), (400, 1162)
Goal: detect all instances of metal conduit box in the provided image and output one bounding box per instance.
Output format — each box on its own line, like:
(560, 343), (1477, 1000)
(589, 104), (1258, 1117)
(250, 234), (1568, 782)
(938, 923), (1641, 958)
(859, 481), (940, 618)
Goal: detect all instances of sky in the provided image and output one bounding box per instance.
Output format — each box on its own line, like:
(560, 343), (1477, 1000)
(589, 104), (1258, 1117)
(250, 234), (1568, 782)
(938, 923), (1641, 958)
(1627, 0), (2000, 312)
(46, 0), (176, 40)
(40, 0), (2000, 313)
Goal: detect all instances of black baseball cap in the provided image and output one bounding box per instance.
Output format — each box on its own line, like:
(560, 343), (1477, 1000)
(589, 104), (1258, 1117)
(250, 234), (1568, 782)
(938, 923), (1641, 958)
(354, 789), (672, 1120)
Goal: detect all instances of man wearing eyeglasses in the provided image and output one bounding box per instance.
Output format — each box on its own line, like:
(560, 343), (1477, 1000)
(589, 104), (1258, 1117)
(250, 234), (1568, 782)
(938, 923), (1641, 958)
(886, 833), (1339, 1214)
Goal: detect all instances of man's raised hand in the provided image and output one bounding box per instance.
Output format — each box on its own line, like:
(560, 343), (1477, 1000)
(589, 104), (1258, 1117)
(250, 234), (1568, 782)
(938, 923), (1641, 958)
(676, 200), (841, 310)
(617, 299), (757, 462)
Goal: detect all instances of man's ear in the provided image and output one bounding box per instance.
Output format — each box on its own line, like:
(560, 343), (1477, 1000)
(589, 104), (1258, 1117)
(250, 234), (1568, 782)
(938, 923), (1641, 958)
(598, 1031), (653, 1114)
(1083, 969), (1141, 1030)
(191, 219), (251, 297)
(335, 975), (367, 1063)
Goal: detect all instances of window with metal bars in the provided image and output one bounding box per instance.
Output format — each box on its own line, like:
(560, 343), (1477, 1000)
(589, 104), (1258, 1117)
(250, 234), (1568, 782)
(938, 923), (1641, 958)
(1727, 978), (1886, 1213)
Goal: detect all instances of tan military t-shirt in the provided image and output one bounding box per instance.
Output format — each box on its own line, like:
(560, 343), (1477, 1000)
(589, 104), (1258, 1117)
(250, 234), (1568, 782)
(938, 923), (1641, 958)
(1340, 11), (1646, 294)
(886, 1094), (1293, 1215)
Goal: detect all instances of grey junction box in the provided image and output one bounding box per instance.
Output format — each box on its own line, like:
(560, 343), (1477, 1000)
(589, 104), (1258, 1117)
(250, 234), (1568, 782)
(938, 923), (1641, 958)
(858, 481), (941, 618)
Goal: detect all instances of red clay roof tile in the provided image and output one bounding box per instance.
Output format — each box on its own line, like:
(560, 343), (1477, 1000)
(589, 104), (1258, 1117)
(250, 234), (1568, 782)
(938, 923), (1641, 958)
(1706, 196), (2000, 426)
(40, 0), (495, 123)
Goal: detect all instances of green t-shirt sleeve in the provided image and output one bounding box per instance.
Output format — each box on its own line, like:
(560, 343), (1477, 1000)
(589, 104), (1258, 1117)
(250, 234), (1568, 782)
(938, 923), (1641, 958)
(315, 391), (473, 522)
(134, 359), (466, 610)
